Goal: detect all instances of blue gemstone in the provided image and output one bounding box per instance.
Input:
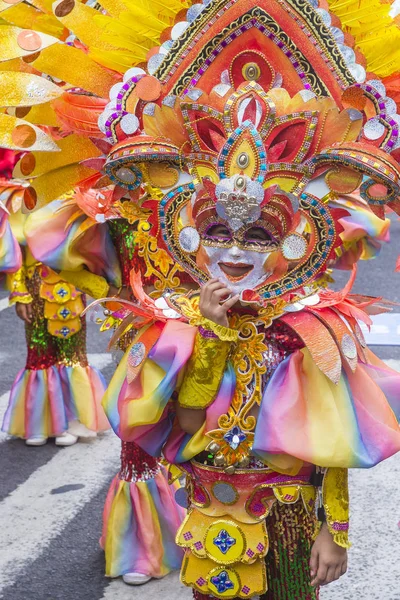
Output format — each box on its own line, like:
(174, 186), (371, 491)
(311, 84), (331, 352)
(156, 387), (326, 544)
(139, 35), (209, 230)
(224, 426), (246, 450)
(213, 531), (237, 555)
(210, 570), (235, 594)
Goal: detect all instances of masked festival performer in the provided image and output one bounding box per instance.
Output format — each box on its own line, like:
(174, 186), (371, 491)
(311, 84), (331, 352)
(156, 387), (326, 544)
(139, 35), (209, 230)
(0, 177), (108, 446)
(1, 0), (400, 596)
(24, 190), (186, 583)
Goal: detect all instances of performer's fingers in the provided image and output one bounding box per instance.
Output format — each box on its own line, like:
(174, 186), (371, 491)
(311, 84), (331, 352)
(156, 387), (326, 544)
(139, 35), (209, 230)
(324, 566), (336, 585)
(26, 303), (33, 323)
(201, 279), (220, 304)
(314, 563), (328, 587)
(212, 287), (232, 301)
(334, 565), (343, 583)
(309, 547), (319, 583)
(222, 294), (240, 310)
(341, 559), (348, 576)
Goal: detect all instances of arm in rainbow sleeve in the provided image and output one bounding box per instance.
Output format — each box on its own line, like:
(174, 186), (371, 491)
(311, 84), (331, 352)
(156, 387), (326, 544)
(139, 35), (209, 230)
(102, 319), (236, 463)
(25, 199), (122, 287)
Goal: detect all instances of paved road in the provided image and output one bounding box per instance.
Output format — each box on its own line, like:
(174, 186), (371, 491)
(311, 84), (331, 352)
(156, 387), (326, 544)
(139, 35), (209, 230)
(0, 234), (400, 600)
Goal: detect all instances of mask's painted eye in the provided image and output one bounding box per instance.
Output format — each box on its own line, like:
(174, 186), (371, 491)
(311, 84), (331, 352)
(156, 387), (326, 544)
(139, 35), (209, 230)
(244, 226), (277, 245)
(204, 223), (232, 241)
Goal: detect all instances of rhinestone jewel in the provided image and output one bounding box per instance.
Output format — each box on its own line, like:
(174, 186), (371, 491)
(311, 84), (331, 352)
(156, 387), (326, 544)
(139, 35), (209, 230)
(237, 152), (250, 168)
(213, 530), (236, 554)
(116, 167), (137, 184)
(341, 334), (357, 359)
(128, 342), (146, 368)
(210, 570), (235, 593)
(224, 426), (246, 450)
(59, 307), (71, 319)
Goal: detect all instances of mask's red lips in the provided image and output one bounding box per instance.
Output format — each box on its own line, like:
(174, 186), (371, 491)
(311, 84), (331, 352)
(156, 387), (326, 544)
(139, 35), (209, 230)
(219, 262), (254, 279)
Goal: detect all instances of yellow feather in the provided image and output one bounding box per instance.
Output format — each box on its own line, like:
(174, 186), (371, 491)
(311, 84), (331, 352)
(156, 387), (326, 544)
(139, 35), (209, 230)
(328, 0), (400, 78)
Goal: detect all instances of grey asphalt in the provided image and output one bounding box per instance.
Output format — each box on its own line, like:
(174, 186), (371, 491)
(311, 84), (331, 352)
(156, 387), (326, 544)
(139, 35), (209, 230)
(0, 226), (399, 600)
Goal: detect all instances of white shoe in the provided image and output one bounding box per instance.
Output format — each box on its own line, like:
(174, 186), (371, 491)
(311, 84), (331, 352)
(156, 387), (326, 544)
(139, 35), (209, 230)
(26, 436), (48, 446)
(122, 572), (152, 586)
(55, 432), (79, 446)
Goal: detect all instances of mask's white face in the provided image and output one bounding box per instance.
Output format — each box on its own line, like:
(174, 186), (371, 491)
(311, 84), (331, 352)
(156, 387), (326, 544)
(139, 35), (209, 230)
(200, 223), (275, 294)
(204, 244), (273, 294)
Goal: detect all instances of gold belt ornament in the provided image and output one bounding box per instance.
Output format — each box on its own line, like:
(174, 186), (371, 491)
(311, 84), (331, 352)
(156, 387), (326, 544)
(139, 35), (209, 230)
(39, 266), (83, 340)
(177, 461), (316, 598)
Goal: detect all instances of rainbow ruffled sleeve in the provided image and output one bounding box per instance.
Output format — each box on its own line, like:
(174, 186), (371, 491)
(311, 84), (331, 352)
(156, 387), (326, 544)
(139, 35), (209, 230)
(254, 347), (400, 471)
(0, 208), (22, 276)
(332, 196), (390, 269)
(25, 200), (121, 286)
(102, 319), (235, 463)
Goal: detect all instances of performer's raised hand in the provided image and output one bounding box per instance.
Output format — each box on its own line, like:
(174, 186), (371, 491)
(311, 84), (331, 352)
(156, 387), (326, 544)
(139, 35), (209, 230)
(199, 279), (239, 327)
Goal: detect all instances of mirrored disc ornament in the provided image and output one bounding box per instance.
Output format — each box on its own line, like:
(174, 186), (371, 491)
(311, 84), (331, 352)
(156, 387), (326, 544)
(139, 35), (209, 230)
(281, 233), (308, 260)
(171, 21), (190, 40)
(337, 44), (355, 65)
(147, 53), (165, 75)
(348, 63), (366, 83)
(175, 487), (189, 509)
(384, 97), (397, 116)
(330, 26), (345, 44)
(109, 82), (124, 100)
(187, 3), (205, 22)
(97, 110), (114, 134)
(363, 117), (386, 140)
(179, 226), (201, 253)
(123, 67), (145, 82)
(120, 114), (140, 135)
(316, 8), (331, 26)
(367, 79), (386, 97)
(212, 482), (238, 505)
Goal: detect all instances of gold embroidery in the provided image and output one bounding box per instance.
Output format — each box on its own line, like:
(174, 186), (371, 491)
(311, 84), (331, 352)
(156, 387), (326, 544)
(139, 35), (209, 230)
(178, 333), (231, 409)
(322, 468), (350, 548)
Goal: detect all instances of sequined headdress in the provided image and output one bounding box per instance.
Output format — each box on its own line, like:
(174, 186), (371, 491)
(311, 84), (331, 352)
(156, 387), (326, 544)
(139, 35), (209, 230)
(1, 0), (400, 303)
